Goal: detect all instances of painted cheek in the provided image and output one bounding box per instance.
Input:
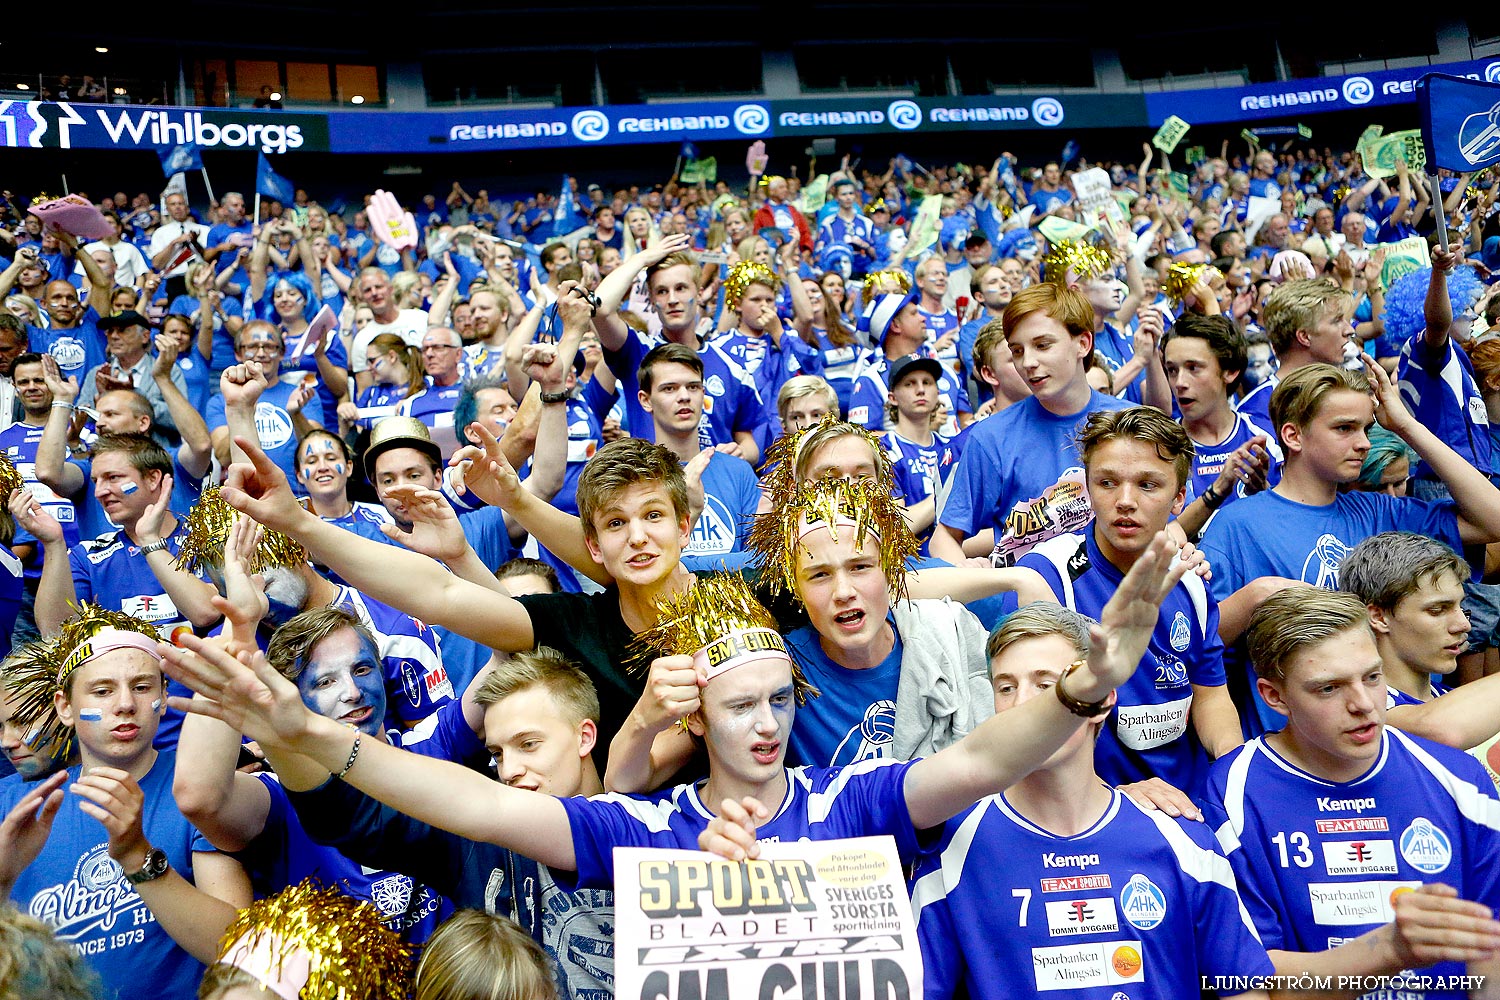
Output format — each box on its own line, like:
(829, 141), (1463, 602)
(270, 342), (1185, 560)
(332, 462), (345, 476)
(77, 708), (103, 723)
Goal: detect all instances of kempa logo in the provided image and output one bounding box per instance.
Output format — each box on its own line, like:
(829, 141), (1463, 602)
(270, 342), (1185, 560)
(1343, 77), (1375, 105)
(570, 110), (610, 142)
(732, 104), (770, 135)
(97, 109), (302, 153)
(1043, 852), (1101, 869)
(887, 100), (923, 131)
(1317, 796), (1377, 813)
(1031, 98), (1065, 127)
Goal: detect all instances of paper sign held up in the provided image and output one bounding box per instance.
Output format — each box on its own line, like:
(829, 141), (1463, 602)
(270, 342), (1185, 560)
(1153, 116), (1191, 154)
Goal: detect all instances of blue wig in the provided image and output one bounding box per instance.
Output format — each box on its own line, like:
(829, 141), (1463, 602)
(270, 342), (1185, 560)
(263, 271), (323, 323)
(1381, 265), (1484, 344)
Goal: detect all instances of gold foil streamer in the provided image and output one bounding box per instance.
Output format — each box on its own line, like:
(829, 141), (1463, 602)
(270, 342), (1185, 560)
(0, 453), (23, 501)
(1163, 261), (1223, 306)
(1042, 240), (1113, 286)
(2, 635), (71, 763)
(754, 414), (895, 558)
(723, 260), (780, 311)
(215, 880), (413, 1000)
(173, 485), (307, 575)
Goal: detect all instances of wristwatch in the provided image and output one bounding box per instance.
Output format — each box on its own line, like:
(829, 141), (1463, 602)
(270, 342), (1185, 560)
(539, 389), (571, 404)
(124, 847), (170, 885)
(139, 538), (170, 555)
(1055, 659), (1115, 718)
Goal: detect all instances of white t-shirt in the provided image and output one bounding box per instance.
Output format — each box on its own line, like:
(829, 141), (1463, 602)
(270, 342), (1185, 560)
(81, 240), (150, 287)
(349, 309), (430, 372)
(147, 220), (210, 277)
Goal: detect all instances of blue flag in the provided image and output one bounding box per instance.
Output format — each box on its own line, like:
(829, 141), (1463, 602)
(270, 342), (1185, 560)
(1419, 73), (1500, 173)
(551, 175), (586, 238)
(158, 143), (202, 177)
(680, 140), (698, 160)
(255, 152), (295, 204)
(1060, 140), (1079, 166)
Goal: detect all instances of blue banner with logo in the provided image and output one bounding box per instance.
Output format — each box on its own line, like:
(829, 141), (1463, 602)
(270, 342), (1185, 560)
(1419, 73), (1500, 173)
(157, 142), (202, 176)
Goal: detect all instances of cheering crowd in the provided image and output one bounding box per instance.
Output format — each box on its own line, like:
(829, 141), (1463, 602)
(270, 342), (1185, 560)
(3, 128), (1500, 1000)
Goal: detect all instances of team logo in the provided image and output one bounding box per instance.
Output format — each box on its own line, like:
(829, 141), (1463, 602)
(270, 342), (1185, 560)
(1031, 98), (1065, 127)
(400, 661), (422, 708)
(705, 374), (726, 397)
(79, 846), (123, 891)
(1399, 818), (1452, 873)
(1300, 533), (1349, 588)
(48, 337), (86, 371)
(1044, 897), (1120, 937)
(1168, 611), (1190, 652)
(1488, 62), (1500, 84)
(1457, 101), (1500, 166)
(253, 401), (294, 450)
(1118, 874), (1166, 930)
(1342, 76), (1375, 105)
(570, 110), (610, 142)
(732, 104), (770, 135)
(368, 873), (413, 915)
(887, 100), (923, 131)
(0, 101), (49, 148)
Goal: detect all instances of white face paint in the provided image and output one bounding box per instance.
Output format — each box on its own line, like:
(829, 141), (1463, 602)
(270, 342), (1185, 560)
(121, 482), (138, 495)
(150, 699), (162, 713)
(77, 708), (103, 722)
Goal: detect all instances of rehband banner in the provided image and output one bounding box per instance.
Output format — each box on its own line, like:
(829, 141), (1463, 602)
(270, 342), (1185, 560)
(5, 56), (1497, 156)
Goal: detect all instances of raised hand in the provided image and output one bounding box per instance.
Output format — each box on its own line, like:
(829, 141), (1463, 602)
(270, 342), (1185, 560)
(160, 633), (316, 751)
(152, 333), (181, 380)
(220, 435), (310, 534)
(1084, 532), (1191, 694)
(697, 796), (771, 861)
(448, 422), (524, 510)
(70, 767), (153, 869)
(640, 654), (708, 731)
(367, 190), (418, 250)
(1362, 353), (1414, 434)
(220, 361), (269, 411)
(134, 473), (173, 546)
(380, 485), (468, 562)
(9, 487), (64, 545)
(0, 770), (67, 893)
(40, 354), (78, 405)
(214, 514), (270, 640)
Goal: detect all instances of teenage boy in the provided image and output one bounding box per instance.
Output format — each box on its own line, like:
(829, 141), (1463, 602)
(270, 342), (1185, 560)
(281, 648), (616, 1000)
(848, 290), (971, 438)
(637, 343), (757, 559)
(1013, 407), (1242, 797)
(592, 234), (766, 463)
(1204, 589), (1500, 994)
(158, 522), (1188, 900)
(912, 602), (1274, 1000)
(1161, 314), (1281, 534)
(882, 355), (964, 547)
(968, 317), (1031, 415)
(1238, 278), (1354, 429)
(0, 615), (250, 999)
(958, 266), (1013, 396)
(934, 283), (1130, 567)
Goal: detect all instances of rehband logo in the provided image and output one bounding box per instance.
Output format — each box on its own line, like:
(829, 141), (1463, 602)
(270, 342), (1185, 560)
(570, 110), (610, 142)
(1042, 852), (1100, 869)
(96, 109), (302, 153)
(1031, 98), (1065, 127)
(733, 104), (770, 135)
(1488, 62), (1500, 84)
(887, 100), (923, 131)
(1343, 76), (1374, 105)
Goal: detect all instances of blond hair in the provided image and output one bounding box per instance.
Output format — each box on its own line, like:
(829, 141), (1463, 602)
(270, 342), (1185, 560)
(1075, 406), (1195, 491)
(986, 602), (1093, 662)
(777, 375), (839, 424)
(1268, 363), (1369, 449)
(1262, 278), (1350, 356)
(575, 439), (689, 543)
(472, 647), (599, 726)
(414, 910), (559, 1000)
(1247, 588), (1372, 682)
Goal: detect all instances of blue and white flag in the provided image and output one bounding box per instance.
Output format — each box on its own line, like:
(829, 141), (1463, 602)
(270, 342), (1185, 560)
(157, 143), (202, 177)
(551, 175), (586, 238)
(255, 152), (295, 203)
(1419, 73), (1500, 172)
(680, 140), (698, 160)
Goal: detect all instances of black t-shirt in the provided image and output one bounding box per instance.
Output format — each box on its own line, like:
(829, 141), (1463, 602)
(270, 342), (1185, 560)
(516, 571), (807, 769)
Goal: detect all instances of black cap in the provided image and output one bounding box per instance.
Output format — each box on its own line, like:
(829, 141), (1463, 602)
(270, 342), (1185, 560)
(98, 310), (150, 332)
(887, 354), (944, 390)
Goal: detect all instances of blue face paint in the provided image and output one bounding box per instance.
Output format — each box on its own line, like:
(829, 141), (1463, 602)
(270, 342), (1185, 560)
(295, 632), (388, 738)
(120, 482), (138, 495)
(77, 708), (103, 722)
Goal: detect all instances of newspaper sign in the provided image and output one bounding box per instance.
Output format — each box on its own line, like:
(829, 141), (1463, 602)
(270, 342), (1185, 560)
(1152, 115), (1190, 154)
(1072, 167), (1125, 227)
(1376, 235), (1431, 289)
(616, 836), (922, 1000)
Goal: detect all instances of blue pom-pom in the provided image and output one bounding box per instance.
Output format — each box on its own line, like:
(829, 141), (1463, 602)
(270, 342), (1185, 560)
(1381, 265), (1484, 344)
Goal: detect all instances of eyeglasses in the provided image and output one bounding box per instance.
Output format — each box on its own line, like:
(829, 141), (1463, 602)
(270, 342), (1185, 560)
(422, 344), (461, 352)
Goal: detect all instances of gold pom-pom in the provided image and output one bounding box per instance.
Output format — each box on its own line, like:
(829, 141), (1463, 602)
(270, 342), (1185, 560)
(215, 880), (413, 1000)
(0, 453), (23, 501)
(1042, 240), (1113, 286)
(754, 414), (895, 562)
(865, 268), (912, 294)
(723, 260), (780, 311)
(1, 636), (72, 763)
(1163, 261), (1222, 306)
(748, 475), (918, 606)
(173, 485), (307, 575)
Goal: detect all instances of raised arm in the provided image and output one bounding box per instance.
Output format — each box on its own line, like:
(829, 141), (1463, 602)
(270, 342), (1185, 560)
(592, 233), (692, 350)
(10, 489), (77, 635)
(33, 357), (85, 498)
(61, 231), (112, 317)
(153, 335), (211, 479)
(1423, 249), (1458, 350)
(902, 532), (1188, 829)
(160, 636), (577, 870)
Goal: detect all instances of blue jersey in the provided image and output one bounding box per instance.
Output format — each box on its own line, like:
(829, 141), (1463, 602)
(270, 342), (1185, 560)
(353, 383), (407, 431)
(559, 759), (920, 890)
(911, 790), (1273, 1000)
(847, 353), (971, 439)
(1205, 729), (1500, 1000)
(940, 392), (1130, 564)
(0, 548), (20, 658)
(1182, 412), (1283, 511)
(332, 585), (455, 731)
(0, 750), (217, 1000)
(919, 307), (962, 373)
(246, 773), (451, 942)
(206, 377), (327, 486)
(604, 326), (768, 452)
(709, 330), (821, 441)
(957, 315), (994, 393)
(883, 430), (963, 553)
(1398, 333), (1494, 480)
(817, 213), (876, 277)
(398, 382), (464, 449)
(685, 450), (758, 559)
(1233, 376), (1276, 432)
(784, 621), (902, 767)
(1017, 531), (1225, 796)
(30, 311), (106, 380)
(173, 341), (214, 414)
(812, 329), (862, 414)
(1092, 322), (1143, 403)
(0, 421), (84, 576)
(1031, 188), (1074, 214)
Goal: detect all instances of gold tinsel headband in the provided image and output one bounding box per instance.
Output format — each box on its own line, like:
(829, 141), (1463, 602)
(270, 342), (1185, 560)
(632, 572), (816, 719)
(0, 453), (22, 501)
(55, 603), (164, 685)
(866, 268), (912, 294)
(723, 260), (780, 310)
(1043, 240), (1113, 286)
(2, 635), (71, 761)
(215, 880), (413, 1000)
(173, 485), (308, 576)
(1162, 261), (1223, 306)
(748, 475), (917, 605)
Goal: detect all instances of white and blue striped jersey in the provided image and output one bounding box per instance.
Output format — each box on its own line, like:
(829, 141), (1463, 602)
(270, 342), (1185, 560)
(1204, 728), (1500, 999)
(912, 788), (1273, 999)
